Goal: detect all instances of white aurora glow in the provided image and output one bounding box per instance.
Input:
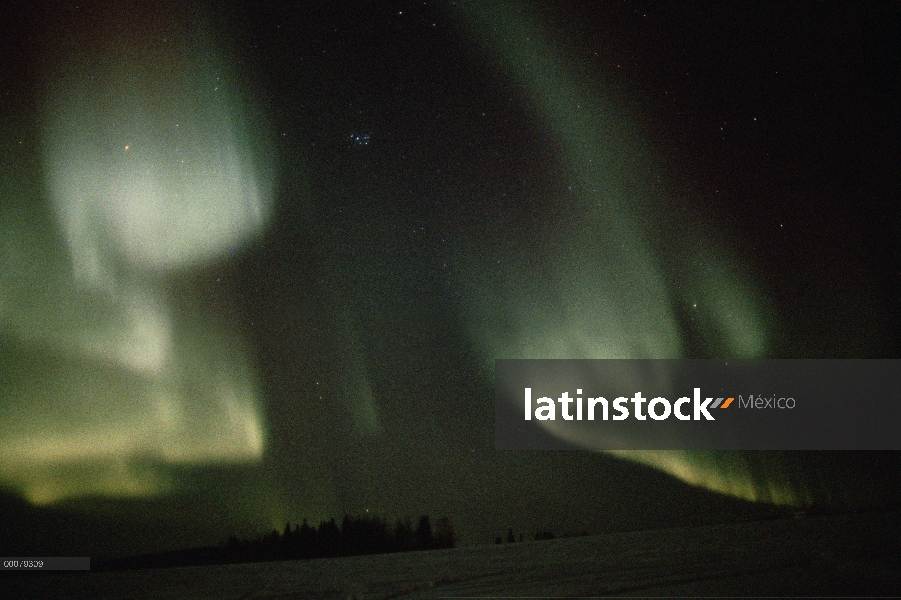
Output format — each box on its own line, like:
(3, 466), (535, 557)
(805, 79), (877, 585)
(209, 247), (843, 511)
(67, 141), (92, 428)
(453, 2), (785, 505)
(0, 1), (272, 504)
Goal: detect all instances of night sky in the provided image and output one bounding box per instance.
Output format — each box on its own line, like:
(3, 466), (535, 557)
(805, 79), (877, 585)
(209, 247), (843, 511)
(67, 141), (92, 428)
(1, 1), (899, 559)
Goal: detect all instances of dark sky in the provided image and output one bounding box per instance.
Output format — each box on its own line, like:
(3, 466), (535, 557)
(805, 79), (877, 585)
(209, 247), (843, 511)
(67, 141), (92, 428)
(0, 1), (899, 558)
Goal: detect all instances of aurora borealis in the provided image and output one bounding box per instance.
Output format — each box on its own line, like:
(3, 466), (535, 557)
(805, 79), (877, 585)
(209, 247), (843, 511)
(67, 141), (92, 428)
(1, 1), (899, 557)
(2, 0), (271, 506)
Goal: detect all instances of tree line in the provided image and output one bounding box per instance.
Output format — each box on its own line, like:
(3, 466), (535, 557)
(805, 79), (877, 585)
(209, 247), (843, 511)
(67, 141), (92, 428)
(223, 514), (455, 562)
(95, 513), (455, 571)
(494, 527), (581, 544)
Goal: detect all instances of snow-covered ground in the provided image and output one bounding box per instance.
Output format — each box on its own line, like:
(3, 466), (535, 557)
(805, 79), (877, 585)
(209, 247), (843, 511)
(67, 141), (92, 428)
(12, 510), (901, 598)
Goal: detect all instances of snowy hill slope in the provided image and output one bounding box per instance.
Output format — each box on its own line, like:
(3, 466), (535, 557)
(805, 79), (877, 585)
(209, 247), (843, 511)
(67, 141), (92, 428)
(12, 510), (901, 598)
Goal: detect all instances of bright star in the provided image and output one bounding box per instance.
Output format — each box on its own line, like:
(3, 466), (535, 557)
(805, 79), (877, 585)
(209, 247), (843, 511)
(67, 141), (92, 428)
(350, 132), (371, 146)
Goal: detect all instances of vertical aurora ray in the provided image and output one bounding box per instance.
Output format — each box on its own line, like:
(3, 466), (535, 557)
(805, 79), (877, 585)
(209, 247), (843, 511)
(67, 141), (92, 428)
(451, 1), (803, 505)
(0, 1), (273, 504)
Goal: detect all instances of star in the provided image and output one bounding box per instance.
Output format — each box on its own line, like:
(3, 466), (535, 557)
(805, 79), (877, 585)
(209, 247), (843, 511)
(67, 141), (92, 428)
(350, 132), (371, 146)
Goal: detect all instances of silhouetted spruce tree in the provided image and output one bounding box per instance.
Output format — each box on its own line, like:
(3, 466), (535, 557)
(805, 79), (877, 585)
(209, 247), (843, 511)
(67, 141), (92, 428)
(434, 516), (456, 549)
(368, 515), (390, 554)
(297, 519), (314, 558)
(341, 514), (390, 556)
(394, 518), (414, 552)
(283, 522), (293, 547)
(340, 514), (354, 555)
(318, 518), (340, 557)
(507, 527), (515, 543)
(415, 515), (434, 550)
(265, 528), (279, 545)
(291, 523), (300, 558)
